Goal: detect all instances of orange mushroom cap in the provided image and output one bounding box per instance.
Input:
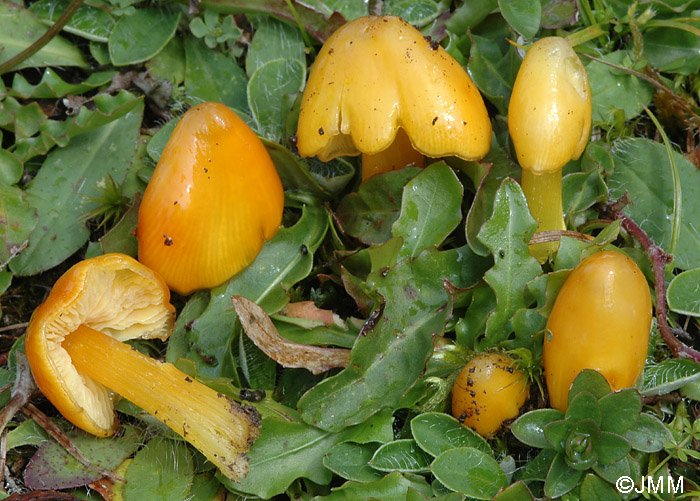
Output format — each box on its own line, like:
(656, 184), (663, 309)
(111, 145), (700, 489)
(137, 102), (284, 295)
(296, 15), (492, 163)
(25, 253), (260, 480)
(25, 253), (175, 436)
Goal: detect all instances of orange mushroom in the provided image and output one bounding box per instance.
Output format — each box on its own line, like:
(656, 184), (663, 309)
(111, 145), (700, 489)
(137, 102), (284, 295)
(25, 254), (260, 480)
(296, 15), (492, 181)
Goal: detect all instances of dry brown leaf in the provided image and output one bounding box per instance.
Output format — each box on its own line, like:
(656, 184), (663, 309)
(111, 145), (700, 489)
(281, 301), (345, 328)
(232, 296), (351, 375)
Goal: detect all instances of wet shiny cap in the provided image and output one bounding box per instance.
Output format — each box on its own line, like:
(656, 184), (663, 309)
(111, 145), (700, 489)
(296, 15), (492, 162)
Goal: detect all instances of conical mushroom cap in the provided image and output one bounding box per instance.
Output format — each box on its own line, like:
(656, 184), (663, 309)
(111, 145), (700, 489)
(296, 15), (491, 162)
(137, 102), (284, 295)
(25, 254), (175, 436)
(508, 37), (592, 173)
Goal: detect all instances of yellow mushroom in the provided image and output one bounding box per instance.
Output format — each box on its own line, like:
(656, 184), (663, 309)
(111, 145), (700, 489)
(296, 15), (491, 181)
(508, 37), (592, 261)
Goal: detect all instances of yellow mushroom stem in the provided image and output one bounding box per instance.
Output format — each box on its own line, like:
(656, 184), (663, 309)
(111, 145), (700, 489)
(520, 169), (566, 262)
(62, 325), (260, 481)
(361, 128), (425, 181)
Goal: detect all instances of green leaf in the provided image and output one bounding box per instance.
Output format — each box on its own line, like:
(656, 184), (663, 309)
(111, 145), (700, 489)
(262, 139), (335, 200)
(316, 471), (432, 500)
(165, 202), (329, 377)
(477, 178), (541, 346)
(9, 99), (144, 276)
(518, 448), (557, 482)
(467, 34), (520, 114)
(544, 420), (573, 453)
(498, 0), (541, 38)
(544, 452), (583, 498)
(5, 419), (48, 450)
(568, 370), (611, 405)
(392, 163), (464, 259)
(459, 140), (521, 256)
(124, 438), (193, 501)
(623, 413), (670, 453)
(492, 481), (535, 500)
(248, 58), (306, 141)
(146, 35), (185, 85)
(24, 426), (142, 490)
(385, 0), (440, 26)
(586, 51), (654, 123)
(29, 0), (115, 42)
(593, 454), (640, 486)
(431, 447), (508, 499)
(410, 412), (492, 457)
(643, 27), (700, 75)
(227, 411), (394, 498)
(607, 137), (700, 270)
(245, 16), (305, 77)
(298, 245), (482, 432)
(0, 185), (36, 266)
(596, 431), (631, 466)
(184, 35), (249, 114)
(9, 69), (116, 99)
(370, 440), (433, 473)
(109, 6), (180, 65)
(667, 268), (700, 317)
(511, 409), (565, 449)
(0, 1), (88, 71)
(580, 473), (621, 500)
(598, 389), (642, 434)
(323, 442), (383, 482)
(566, 391), (602, 425)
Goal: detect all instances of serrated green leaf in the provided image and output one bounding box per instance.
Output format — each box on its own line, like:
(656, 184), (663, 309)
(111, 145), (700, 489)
(10, 99), (144, 276)
(385, 0), (440, 26)
(109, 6), (180, 65)
(392, 163), (463, 259)
(410, 412), (492, 457)
(245, 16), (305, 77)
(467, 34), (520, 115)
(262, 138), (334, 200)
(0, 1), (88, 71)
(477, 178), (541, 346)
(642, 358), (700, 396)
(431, 447), (507, 499)
(5, 418), (48, 450)
(9, 69), (116, 99)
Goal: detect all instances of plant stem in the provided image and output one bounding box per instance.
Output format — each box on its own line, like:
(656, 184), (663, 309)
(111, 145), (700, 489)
(521, 169), (566, 262)
(0, 0), (85, 75)
(602, 203), (700, 362)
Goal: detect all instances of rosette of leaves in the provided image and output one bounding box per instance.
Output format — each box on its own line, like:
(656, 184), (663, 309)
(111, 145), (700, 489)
(189, 10), (244, 56)
(512, 370), (671, 499)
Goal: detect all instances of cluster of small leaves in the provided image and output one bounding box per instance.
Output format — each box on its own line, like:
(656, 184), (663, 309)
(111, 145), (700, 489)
(512, 370), (671, 499)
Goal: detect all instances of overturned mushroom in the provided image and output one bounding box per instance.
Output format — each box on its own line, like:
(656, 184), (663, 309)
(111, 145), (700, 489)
(25, 254), (260, 480)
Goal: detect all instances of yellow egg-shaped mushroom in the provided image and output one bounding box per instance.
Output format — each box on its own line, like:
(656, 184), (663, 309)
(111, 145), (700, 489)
(508, 37), (591, 261)
(296, 15), (492, 180)
(137, 102), (284, 294)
